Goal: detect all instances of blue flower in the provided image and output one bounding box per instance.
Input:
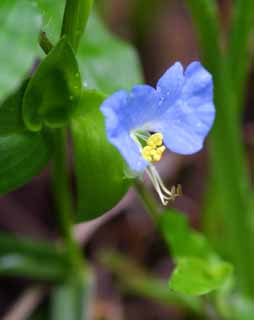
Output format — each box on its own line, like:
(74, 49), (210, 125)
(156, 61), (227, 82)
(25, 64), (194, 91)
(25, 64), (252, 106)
(100, 62), (215, 204)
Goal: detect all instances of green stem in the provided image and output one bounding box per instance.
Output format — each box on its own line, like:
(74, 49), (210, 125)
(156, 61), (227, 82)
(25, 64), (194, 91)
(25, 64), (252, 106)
(134, 179), (160, 224)
(99, 249), (203, 315)
(52, 128), (84, 276)
(61, 0), (94, 52)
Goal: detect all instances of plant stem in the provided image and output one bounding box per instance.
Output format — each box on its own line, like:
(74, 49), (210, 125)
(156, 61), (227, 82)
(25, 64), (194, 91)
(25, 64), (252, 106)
(134, 179), (160, 223)
(52, 128), (84, 276)
(61, 0), (94, 52)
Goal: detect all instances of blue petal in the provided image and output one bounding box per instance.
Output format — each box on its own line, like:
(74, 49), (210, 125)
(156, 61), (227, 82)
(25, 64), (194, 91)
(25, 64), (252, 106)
(101, 85), (158, 171)
(151, 62), (215, 154)
(156, 62), (184, 106)
(109, 131), (148, 172)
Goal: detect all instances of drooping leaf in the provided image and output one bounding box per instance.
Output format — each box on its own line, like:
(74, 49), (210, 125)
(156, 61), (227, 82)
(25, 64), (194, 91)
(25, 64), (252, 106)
(23, 38), (82, 131)
(0, 80), (28, 136)
(0, 131), (51, 194)
(78, 14), (143, 94)
(71, 89), (130, 221)
(0, 0), (41, 100)
(169, 257), (232, 296)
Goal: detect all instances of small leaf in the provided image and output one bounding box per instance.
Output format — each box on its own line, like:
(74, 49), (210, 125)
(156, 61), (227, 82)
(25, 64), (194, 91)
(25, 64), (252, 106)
(71, 89), (130, 221)
(0, 131), (51, 194)
(78, 14), (143, 94)
(169, 257), (233, 296)
(0, 80), (28, 136)
(159, 210), (233, 296)
(159, 210), (212, 259)
(0, 0), (41, 100)
(23, 38), (82, 132)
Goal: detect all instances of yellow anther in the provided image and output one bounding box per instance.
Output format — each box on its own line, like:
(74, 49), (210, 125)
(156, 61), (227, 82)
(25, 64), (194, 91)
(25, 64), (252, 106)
(141, 145), (166, 163)
(141, 133), (166, 163)
(147, 133), (163, 147)
(141, 146), (154, 162)
(156, 146), (166, 155)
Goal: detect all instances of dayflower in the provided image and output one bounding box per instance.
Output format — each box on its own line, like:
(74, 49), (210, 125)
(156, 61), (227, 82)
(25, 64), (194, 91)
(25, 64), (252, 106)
(100, 62), (215, 205)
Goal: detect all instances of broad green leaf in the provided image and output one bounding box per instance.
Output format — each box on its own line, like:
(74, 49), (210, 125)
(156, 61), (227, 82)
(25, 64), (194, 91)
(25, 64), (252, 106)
(71, 89), (130, 221)
(51, 275), (94, 320)
(169, 257), (232, 296)
(0, 131), (51, 194)
(0, 80), (28, 136)
(78, 14), (143, 94)
(0, 0), (41, 100)
(23, 38), (82, 131)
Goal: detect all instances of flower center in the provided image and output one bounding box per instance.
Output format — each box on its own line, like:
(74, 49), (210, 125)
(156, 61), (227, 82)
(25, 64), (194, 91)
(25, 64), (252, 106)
(131, 131), (182, 205)
(141, 133), (166, 163)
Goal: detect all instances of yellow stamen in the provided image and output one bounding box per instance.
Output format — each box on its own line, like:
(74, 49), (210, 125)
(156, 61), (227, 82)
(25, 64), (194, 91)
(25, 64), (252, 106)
(141, 146), (154, 162)
(141, 134), (166, 163)
(147, 133), (163, 147)
(156, 145), (166, 155)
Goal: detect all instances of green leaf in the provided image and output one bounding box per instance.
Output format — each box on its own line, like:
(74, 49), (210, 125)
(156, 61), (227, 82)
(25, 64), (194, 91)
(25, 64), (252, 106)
(78, 14), (143, 94)
(0, 232), (69, 281)
(0, 80), (28, 136)
(0, 254), (67, 281)
(0, 0), (41, 100)
(51, 275), (94, 320)
(0, 232), (66, 262)
(159, 210), (233, 296)
(169, 257), (233, 296)
(186, 0), (253, 294)
(0, 131), (51, 194)
(23, 38), (82, 132)
(35, 0), (64, 43)
(71, 89), (130, 221)
(159, 210), (212, 259)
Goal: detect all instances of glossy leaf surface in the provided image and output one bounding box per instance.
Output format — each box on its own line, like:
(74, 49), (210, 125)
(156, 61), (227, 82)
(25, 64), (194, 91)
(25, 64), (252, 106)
(71, 90), (130, 221)
(0, 131), (51, 194)
(0, 80), (28, 136)
(23, 38), (82, 131)
(78, 14), (143, 94)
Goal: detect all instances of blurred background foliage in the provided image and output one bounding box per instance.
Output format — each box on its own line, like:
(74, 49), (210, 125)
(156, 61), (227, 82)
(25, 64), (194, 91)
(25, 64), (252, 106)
(0, 0), (254, 319)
